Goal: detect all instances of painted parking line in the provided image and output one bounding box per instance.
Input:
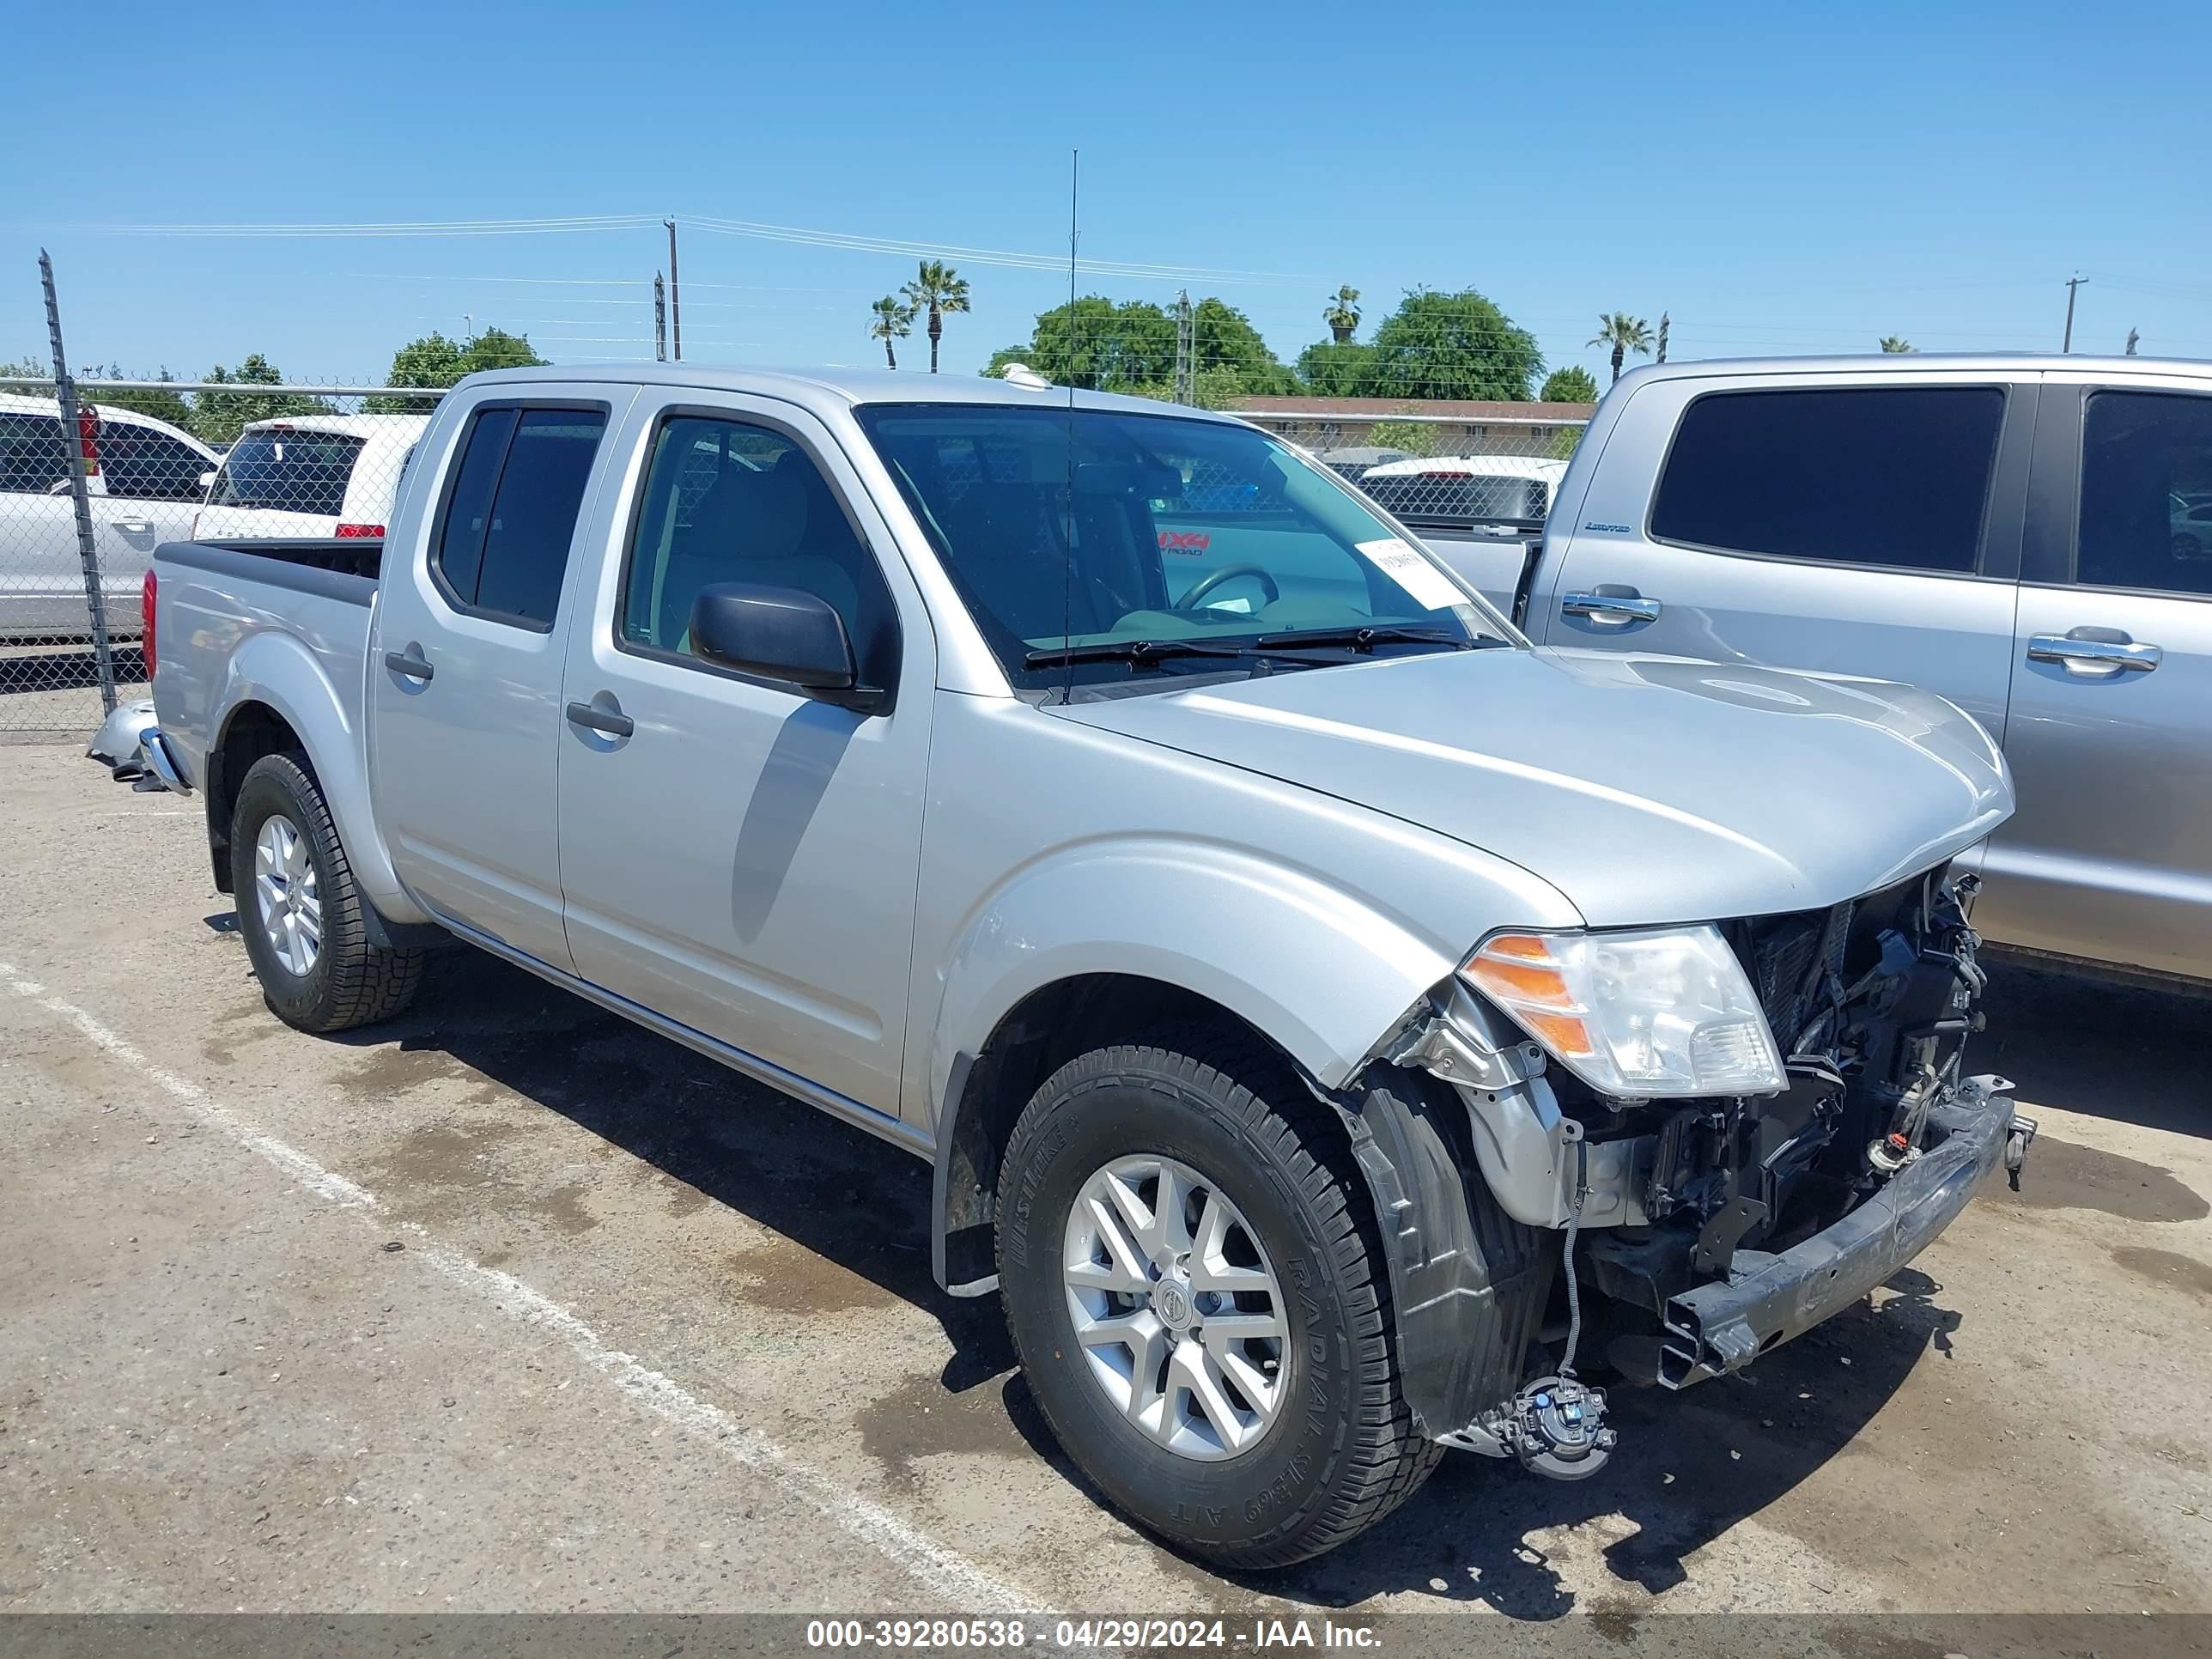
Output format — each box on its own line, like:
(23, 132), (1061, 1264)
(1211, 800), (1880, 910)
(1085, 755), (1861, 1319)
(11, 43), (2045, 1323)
(2, 957), (1049, 1615)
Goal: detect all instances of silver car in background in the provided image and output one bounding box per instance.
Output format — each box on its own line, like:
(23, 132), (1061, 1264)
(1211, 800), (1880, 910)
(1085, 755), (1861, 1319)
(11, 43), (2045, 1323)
(1421, 355), (2212, 990)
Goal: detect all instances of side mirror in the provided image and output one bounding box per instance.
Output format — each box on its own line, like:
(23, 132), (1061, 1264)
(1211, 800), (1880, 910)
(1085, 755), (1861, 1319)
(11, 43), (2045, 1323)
(198, 471), (216, 490)
(689, 583), (864, 700)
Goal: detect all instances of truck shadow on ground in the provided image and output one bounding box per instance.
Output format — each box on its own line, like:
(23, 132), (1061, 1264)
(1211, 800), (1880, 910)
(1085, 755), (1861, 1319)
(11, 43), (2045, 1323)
(1978, 960), (2209, 1141)
(319, 950), (2161, 1616)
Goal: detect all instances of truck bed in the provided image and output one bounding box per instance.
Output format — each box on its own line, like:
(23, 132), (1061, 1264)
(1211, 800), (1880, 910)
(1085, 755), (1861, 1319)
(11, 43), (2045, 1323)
(150, 538), (380, 802)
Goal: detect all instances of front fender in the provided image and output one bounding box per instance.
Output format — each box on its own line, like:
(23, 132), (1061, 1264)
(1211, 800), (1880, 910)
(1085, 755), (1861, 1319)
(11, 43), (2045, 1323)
(928, 836), (1460, 1124)
(216, 630), (419, 919)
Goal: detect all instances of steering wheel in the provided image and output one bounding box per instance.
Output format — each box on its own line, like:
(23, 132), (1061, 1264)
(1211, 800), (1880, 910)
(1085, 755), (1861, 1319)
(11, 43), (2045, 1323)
(1174, 563), (1280, 611)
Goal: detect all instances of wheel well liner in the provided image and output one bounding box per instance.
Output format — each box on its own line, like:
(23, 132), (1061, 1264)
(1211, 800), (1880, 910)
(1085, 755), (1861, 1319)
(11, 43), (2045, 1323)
(205, 702), (303, 895)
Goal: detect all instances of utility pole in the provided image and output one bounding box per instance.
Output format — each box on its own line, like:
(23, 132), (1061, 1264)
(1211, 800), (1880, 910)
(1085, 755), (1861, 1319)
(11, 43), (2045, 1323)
(2125, 326), (2139, 357)
(653, 273), (668, 362)
(2062, 274), (2085, 354)
(1655, 311), (1669, 365)
(665, 218), (683, 361)
(1173, 290), (1194, 404)
(40, 250), (117, 716)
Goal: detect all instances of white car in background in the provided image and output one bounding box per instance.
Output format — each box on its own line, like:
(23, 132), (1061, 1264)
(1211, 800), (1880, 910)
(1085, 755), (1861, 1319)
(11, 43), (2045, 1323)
(1, 392), (219, 639)
(196, 414), (430, 542)
(1358, 453), (1568, 526)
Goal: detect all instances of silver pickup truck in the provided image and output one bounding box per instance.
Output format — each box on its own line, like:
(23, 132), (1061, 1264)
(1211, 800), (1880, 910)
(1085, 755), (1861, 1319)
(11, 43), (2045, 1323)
(142, 365), (2029, 1569)
(1421, 353), (2212, 991)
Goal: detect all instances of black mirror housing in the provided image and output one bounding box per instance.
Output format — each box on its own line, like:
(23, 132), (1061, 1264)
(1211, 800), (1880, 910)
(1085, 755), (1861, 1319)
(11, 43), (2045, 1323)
(688, 583), (870, 702)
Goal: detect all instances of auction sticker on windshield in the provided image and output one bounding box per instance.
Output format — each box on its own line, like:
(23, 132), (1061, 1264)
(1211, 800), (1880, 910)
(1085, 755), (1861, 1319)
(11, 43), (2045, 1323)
(1357, 537), (1466, 611)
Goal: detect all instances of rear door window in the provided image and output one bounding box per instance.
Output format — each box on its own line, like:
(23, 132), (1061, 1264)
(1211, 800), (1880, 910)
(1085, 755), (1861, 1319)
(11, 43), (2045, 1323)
(430, 405), (606, 629)
(210, 428), (366, 515)
(2076, 391), (2212, 598)
(1650, 386), (2004, 573)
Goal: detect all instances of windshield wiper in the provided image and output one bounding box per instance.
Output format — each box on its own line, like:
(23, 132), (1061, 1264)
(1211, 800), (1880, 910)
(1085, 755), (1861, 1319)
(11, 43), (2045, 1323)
(1251, 624), (1504, 653)
(1024, 637), (1297, 670)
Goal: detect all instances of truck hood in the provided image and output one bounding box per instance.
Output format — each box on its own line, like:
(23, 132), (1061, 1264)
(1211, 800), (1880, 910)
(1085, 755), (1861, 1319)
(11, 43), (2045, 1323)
(1053, 646), (2014, 927)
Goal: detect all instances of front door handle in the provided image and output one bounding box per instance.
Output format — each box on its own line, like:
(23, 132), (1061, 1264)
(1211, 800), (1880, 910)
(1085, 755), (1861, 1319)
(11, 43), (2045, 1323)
(2027, 633), (2162, 677)
(565, 699), (635, 738)
(383, 646), (434, 682)
(112, 518), (151, 534)
(1562, 590), (1662, 625)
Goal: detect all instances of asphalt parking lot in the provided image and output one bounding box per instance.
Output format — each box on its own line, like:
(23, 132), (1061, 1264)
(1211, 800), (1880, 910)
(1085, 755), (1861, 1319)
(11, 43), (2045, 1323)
(3, 740), (2209, 1628)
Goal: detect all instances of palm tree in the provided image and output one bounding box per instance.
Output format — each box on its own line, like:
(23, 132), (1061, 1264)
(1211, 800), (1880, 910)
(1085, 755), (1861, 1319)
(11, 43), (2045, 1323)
(901, 260), (971, 373)
(1324, 284), (1361, 343)
(1879, 336), (1917, 353)
(1589, 313), (1654, 384)
(866, 296), (915, 369)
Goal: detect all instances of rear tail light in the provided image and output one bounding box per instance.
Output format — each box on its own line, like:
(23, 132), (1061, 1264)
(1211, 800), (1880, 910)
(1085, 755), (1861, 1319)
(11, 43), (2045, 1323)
(77, 405), (100, 477)
(142, 570), (157, 678)
(335, 522), (383, 538)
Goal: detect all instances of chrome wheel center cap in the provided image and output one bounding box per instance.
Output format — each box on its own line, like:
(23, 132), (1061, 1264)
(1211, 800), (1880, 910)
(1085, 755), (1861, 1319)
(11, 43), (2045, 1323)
(1152, 1276), (1196, 1333)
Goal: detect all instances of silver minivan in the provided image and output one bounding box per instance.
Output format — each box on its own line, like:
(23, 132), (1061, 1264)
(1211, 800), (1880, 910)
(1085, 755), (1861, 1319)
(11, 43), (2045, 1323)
(1433, 356), (2212, 989)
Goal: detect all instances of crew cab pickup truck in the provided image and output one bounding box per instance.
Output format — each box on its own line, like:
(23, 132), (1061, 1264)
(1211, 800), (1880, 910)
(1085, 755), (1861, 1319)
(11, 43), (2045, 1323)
(1419, 354), (2212, 992)
(143, 365), (2030, 1568)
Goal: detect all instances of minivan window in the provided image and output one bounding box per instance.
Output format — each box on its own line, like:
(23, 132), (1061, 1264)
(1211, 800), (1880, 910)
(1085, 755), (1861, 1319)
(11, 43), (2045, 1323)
(102, 425), (209, 502)
(430, 406), (606, 629)
(0, 411), (70, 494)
(1651, 386), (2005, 574)
(855, 403), (1504, 693)
(210, 428), (366, 515)
(2077, 390), (2212, 598)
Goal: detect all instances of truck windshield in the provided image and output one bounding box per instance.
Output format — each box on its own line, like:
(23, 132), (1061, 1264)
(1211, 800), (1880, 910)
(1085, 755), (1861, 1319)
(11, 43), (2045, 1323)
(210, 428), (366, 515)
(854, 403), (1514, 693)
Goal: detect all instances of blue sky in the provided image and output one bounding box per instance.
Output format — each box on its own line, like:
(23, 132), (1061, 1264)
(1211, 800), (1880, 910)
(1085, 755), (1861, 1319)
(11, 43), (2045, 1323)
(7, 0), (2209, 388)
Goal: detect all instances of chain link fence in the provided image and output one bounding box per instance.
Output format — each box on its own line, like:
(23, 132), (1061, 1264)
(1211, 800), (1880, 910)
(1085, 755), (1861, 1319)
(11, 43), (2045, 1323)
(0, 379), (443, 738)
(1226, 402), (1591, 526)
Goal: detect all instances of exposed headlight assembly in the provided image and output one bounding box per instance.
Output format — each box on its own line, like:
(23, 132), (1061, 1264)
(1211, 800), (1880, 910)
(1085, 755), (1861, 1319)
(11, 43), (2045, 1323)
(1461, 926), (1785, 1098)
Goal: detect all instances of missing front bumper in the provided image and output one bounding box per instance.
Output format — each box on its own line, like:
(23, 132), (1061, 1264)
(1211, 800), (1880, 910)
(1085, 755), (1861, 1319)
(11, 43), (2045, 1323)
(1657, 1073), (2021, 1389)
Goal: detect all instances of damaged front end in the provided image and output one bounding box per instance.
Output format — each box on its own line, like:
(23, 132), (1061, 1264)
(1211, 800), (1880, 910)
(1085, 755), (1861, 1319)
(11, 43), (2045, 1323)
(1353, 864), (2034, 1480)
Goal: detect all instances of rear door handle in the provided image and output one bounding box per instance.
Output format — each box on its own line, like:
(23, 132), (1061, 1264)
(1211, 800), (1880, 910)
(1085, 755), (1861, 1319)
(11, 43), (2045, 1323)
(383, 647), (434, 682)
(565, 699), (635, 738)
(112, 518), (151, 534)
(2026, 634), (2162, 676)
(1562, 590), (1662, 624)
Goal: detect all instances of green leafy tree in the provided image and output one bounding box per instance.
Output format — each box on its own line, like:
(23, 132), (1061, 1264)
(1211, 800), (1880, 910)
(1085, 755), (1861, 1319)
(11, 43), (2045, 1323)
(1365, 289), (1541, 401)
(366, 328), (548, 411)
(986, 296), (1178, 389)
(1366, 417), (1439, 458)
(901, 260), (971, 374)
(190, 356), (329, 447)
(1589, 312), (1653, 385)
(1193, 297), (1297, 393)
(1547, 425), (1584, 461)
(1879, 336), (1917, 353)
(1539, 365), (1599, 403)
(1324, 284), (1361, 343)
(867, 297), (916, 368)
(1295, 339), (1376, 397)
(0, 357), (195, 427)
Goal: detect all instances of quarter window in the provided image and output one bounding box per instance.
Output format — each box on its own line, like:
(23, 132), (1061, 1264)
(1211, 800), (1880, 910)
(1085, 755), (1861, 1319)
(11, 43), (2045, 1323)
(1651, 386), (2004, 574)
(2077, 391), (2212, 598)
(430, 406), (606, 628)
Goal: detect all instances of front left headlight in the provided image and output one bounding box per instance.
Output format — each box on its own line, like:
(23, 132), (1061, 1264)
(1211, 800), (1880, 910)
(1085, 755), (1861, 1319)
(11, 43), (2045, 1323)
(1460, 925), (1786, 1098)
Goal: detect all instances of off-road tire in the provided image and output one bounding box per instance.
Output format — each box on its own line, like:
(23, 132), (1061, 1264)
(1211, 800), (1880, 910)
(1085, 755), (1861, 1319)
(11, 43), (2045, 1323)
(230, 751), (424, 1033)
(995, 1030), (1441, 1569)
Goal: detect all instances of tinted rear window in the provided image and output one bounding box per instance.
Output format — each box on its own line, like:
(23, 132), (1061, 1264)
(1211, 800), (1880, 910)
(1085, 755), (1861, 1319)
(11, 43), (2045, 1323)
(430, 405), (606, 629)
(1650, 386), (2004, 574)
(0, 411), (70, 494)
(211, 428), (367, 516)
